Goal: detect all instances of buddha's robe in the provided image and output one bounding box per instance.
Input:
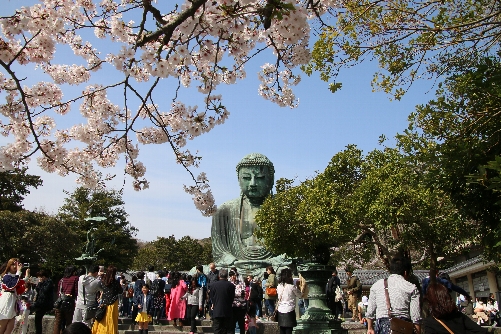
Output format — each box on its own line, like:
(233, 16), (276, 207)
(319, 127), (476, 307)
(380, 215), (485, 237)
(211, 195), (274, 266)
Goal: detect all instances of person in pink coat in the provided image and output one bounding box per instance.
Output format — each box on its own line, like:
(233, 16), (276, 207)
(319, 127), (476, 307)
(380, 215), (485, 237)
(167, 272), (187, 326)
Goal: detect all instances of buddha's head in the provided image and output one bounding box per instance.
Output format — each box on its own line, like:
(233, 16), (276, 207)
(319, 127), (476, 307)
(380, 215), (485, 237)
(236, 153), (274, 203)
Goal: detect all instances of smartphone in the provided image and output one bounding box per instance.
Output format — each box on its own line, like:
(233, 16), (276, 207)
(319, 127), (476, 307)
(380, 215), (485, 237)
(23, 263), (30, 267)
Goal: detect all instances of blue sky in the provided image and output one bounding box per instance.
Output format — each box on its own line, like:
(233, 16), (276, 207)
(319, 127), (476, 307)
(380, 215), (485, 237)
(3, 1), (436, 242)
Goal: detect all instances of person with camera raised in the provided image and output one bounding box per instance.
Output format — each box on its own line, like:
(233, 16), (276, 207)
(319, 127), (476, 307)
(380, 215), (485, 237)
(0, 259), (26, 334)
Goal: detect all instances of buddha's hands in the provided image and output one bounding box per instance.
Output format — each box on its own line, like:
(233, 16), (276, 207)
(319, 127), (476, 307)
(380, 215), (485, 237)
(219, 253), (237, 266)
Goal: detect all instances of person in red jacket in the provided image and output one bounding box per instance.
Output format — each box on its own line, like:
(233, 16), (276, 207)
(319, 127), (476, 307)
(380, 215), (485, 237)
(0, 258), (26, 334)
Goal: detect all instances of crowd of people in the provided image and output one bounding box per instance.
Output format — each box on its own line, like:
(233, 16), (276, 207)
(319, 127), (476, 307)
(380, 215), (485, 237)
(1, 255), (498, 334)
(0, 259), (307, 334)
(326, 254), (496, 334)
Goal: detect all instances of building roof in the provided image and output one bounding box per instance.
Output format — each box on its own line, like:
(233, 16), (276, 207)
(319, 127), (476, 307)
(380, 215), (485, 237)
(338, 270), (430, 286)
(442, 255), (484, 274)
(334, 255), (489, 286)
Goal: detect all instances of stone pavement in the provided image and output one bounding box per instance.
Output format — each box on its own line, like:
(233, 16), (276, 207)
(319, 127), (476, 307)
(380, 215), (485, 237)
(12, 315), (501, 334)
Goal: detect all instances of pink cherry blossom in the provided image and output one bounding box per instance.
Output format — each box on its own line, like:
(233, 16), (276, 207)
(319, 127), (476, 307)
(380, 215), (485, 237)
(0, 0), (322, 215)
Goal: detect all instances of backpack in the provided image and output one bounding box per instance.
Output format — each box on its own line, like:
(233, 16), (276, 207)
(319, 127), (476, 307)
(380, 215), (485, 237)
(197, 273), (207, 289)
(164, 283), (172, 294)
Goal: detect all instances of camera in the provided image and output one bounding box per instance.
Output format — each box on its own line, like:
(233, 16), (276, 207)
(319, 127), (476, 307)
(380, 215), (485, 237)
(23, 263), (30, 268)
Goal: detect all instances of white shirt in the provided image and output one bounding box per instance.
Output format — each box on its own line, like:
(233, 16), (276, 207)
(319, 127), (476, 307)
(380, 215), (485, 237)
(366, 274), (421, 323)
(486, 301), (498, 313)
(146, 272), (156, 283)
(277, 283), (301, 313)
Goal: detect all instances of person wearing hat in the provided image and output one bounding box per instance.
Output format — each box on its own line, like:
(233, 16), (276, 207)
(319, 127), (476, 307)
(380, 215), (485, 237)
(358, 295), (369, 324)
(345, 265), (362, 321)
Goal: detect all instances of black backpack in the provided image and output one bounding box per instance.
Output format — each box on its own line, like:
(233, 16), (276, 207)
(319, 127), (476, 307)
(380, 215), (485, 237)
(164, 283), (172, 294)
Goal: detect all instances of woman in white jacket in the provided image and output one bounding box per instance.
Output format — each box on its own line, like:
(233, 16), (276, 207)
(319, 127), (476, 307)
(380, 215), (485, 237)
(276, 268), (302, 334)
(181, 279), (203, 334)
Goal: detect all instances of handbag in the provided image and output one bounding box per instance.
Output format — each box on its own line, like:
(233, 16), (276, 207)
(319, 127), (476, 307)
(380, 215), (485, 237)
(85, 305), (98, 320)
(60, 295), (75, 311)
(266, 287), (277, 297)
(384, 279), (414, 334)
(94, 305), (107, 321)
(54, 280), (64, 309)
(334, 285), (343, 302)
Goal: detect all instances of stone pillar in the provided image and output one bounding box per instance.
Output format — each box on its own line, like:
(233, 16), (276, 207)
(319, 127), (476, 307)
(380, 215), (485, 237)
(467, 273), (475, 299)
(487, 271), (499, 295)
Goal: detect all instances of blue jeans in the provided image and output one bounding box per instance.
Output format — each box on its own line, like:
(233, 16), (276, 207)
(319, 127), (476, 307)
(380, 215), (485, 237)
(375, 317), (411, 334)
(249, 326), (257, 334)
(255, 300), (262, 318)
(265, 299), (275, 315)
(375, 317), (391, 334)
(299, 299), (309, 315)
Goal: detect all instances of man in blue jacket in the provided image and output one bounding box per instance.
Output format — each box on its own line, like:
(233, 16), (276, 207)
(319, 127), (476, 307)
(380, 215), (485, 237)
(196, 265), (208, 319)
(422, 271), (470, 299)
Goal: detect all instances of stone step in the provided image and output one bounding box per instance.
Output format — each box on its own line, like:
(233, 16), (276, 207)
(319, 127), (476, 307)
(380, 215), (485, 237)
(118, 325), (213, 332)
(118, 330), (213, 334)
(20, 314), (384, 334)
(118, 318), (212, 327)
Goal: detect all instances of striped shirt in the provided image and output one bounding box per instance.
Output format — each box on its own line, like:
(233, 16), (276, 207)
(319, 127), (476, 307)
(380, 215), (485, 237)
(57, 276), (79, 299)
(366, 274), (421, 323)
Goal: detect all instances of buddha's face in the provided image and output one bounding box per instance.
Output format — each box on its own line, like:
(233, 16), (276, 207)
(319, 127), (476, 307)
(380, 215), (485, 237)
(238, 165), (272, 200)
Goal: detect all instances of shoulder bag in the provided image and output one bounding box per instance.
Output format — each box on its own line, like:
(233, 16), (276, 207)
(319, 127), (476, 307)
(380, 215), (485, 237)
(94, 304), (106, 321)
(266, 275), (278, 297)
(54, 279), (75, 311)
(266, 286), (277, 297)
(53, 280), (64, 309)
(384, 279), (414, 334)
(433, 317), (454, 334)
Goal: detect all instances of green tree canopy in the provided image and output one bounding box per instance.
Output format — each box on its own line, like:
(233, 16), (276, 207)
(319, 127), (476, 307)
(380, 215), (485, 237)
(397, 56), (501, 261)
(307, 0), (501, 99)
(256, 145), (477, 271)
(58, 187), (138, 269)
(0, 168), (42, 212)
(0, 210), (80, 275)
(133, 236), (213, 272)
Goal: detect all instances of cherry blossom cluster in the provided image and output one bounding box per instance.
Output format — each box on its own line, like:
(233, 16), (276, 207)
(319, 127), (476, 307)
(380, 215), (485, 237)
(184, 172), (216, 217)
(0, 0), (325, 215)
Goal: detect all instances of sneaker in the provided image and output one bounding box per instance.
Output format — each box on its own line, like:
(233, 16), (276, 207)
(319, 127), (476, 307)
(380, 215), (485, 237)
(195, 316), (200, 320)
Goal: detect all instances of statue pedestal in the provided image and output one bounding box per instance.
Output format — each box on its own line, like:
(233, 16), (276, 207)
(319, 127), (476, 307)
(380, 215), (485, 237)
(234, 260), (272, 272)
(294, 264), (347, 334)
(75, 255), (97, 274)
